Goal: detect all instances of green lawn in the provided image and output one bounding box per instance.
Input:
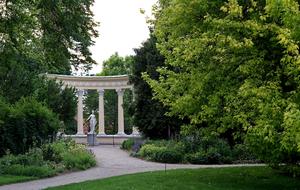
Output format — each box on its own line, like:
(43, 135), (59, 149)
(0, 175), (37, 186)
(47, 166), (300, 190)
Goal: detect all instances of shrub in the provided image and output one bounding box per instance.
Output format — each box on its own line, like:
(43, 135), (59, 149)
(61, 143), (96, 170)
(185, 147), (232, 165)
(185, 150), (208, 164)
(33, 78), (77, 135)
(138, 144), (183, 163)
(138, 136), (237, 164)
(42, 140), (96, 170)
(121, 138), (135, 151)
(155, 148), (183, 163)
(0, 148), (57, 177)
(138, 144), (160, 159)
(0, 140), (96, 178)
(1, 164), (57, 177)
(232, 144), (256, 161)
(0, 97), (60, 156)
(0, 98), (12, 156)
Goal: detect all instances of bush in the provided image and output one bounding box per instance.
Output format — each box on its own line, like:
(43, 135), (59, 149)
(185, 148), (232, 165)
(0, 97), (60, 156)
(232, 144), (256, 161)
(138, 144), (184, 163)
(1, 164), (57, 177)
(133, 129), (258, 164)
(0, 140), (96, 178)
(138, 144), (163, 160)
(62, 150), (96, 170)
(42, 140), (96, 170)
(155, 148), (183, 163)
(185, 151), (208, 164)
(0, 98), (12, 156)
(121, 138), (135, 151)
(137, 137), (256, 164)
(0, 148), (57, 177)
(33, 78), (77, 135)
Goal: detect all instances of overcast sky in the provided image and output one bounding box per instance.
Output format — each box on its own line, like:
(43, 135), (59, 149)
(89, 0), (157, 74)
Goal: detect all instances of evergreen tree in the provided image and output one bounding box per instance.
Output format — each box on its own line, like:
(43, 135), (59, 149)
(131, 34), (182, 139)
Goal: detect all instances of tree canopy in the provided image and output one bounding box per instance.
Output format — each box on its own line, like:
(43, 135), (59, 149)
(0, 0), (97, 152)
(145, 0), (300, 171)
(131, 33), (183, 139)
(0, 0), (98, 74)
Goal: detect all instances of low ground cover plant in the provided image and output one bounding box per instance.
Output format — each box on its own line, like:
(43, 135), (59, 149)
(123, 131), (257, 164)
(0, 139), (96, 178)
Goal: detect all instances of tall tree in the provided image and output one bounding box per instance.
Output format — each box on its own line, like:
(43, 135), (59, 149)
(0, 0), (98, 74)
(38, 0), (98, 73)
(0, 0), (97, 135)
(145, 0), (300, 173)
(99, 52), (133, 76)
(131, 33), (182, 139)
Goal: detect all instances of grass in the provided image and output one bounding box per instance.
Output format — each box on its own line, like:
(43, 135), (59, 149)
(47, 166), (300, 190)
(0, 175), (37, 186)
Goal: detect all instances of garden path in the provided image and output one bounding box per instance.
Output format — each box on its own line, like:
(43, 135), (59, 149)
(0, 145), (263, 190)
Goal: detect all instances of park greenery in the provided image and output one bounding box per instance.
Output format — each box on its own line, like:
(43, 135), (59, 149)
(0, 0), (97, 155)
(138, 0), (300, 176)
(0, 0), (97, 183)
(0, 139), (96, 185)
(122, 137), (256, 164)
(130, 34), (184, 139)
(1, 0), (300, 187)
(47, 167), (300, 190)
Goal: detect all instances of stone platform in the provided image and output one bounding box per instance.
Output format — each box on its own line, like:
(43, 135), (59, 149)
(63, 134), (140, 145)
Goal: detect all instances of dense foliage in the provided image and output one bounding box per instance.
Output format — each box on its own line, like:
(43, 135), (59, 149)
(138, 142), (184, 163)
(0, 0), (98, 74)
(0, 0), (96, 153)
(144, 0), (300, 174)
(0, 140), (96, 178)
(99, 53), (133, 76)
(121, 138), (135, 151)
(0, 97), (60, 156)
(131, 34), (183, 139)
(131, 137), (255, 164)
(33, 79), (77, 134)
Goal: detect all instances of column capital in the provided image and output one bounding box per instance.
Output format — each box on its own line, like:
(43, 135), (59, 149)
(98, 89), (105, 96)
(77, 89), (84, 96)
(116, 88), (124, 96)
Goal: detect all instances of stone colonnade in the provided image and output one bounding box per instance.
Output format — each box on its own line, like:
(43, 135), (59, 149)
(46, 74), (135, 137)
(76, 88), (126, 135)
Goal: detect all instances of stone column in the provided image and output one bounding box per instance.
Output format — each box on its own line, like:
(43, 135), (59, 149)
(98, 89), (105, 135)
(76, 89), (84, 135)
(130, 87), (137, 136)
(116, 88), (125, 135)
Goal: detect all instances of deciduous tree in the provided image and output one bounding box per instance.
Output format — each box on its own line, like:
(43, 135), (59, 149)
(145, 0), (300, 173)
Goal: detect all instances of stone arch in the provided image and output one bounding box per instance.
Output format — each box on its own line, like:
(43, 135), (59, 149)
(47, 74), (139, 144)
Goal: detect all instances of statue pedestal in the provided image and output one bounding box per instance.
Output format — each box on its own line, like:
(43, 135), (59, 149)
(87, 133), (97, 146)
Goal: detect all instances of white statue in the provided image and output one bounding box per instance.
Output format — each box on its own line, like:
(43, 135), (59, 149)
(87, 110), (97, 134)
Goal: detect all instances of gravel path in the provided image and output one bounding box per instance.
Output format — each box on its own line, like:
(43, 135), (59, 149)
(0, 145), (264, 190)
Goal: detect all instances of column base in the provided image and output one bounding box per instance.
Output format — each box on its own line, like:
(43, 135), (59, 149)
(98, 132), (106, 136)
(117, 132), (126, 136)
(76, 132), (85, 136)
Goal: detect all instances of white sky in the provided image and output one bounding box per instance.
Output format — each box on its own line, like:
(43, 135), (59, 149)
(89, 0), (157, 74)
